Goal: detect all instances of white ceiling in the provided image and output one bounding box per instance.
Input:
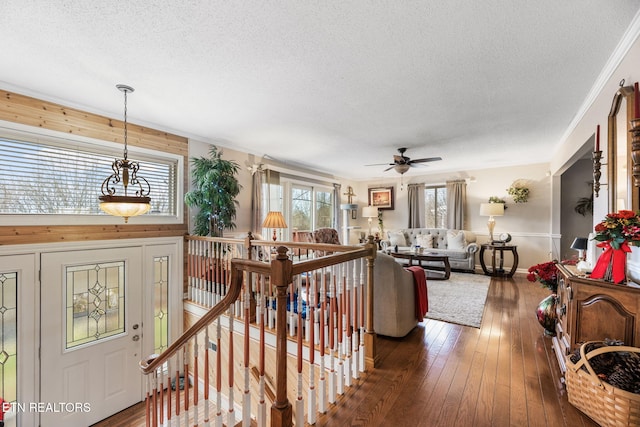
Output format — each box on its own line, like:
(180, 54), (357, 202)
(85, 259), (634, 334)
(1, 1), (640, 180)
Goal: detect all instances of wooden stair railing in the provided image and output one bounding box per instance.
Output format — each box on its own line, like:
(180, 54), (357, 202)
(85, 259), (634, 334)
(142, 236), (378, 427)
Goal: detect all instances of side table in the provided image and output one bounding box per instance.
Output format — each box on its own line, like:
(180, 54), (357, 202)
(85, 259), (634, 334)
(479, 244), (518, 277)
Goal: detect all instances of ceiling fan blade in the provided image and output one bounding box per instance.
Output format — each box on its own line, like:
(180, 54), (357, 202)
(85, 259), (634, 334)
(365, 162), (392, 166)
(383, 165), (396, 172)
(409, 157), (442, 164)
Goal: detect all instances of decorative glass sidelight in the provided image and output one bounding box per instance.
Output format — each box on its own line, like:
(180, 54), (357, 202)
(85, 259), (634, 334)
(153, 256), (169, 354)
(0, 272), (17, 408)
(66, 261), (125, 349)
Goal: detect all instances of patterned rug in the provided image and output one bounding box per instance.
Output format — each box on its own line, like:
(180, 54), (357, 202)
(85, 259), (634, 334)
(424, 272), (491, 328)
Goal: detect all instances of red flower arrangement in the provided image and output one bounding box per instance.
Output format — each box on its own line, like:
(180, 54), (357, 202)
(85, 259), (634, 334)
(527, 261), (558, 293)
(593, 210), (640, 249)
(591, 210), (640, 283)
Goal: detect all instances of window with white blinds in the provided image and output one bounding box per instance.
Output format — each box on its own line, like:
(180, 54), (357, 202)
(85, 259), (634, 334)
(0, 134), (178, 217)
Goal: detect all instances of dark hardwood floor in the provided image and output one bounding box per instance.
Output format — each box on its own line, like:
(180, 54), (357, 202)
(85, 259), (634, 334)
(95, 274), (597, 427)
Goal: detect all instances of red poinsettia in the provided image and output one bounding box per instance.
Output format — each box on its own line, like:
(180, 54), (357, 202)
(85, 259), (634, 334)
(527, 261), (558, 292)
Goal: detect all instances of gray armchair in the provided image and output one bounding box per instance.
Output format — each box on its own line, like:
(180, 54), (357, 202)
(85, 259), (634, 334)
(372, 252), (420, 337)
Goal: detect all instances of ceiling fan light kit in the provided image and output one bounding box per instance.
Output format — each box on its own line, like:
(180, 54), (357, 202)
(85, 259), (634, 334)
(367, 147), (442, 175)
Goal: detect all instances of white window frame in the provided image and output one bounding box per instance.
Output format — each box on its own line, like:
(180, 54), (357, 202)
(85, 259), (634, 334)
(425, 185), (447, 228)
(282, 178), (334, 239)
(0, 120), (184, 226)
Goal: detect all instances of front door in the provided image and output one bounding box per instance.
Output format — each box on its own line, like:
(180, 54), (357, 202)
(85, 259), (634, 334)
(40, 247), (144, 426)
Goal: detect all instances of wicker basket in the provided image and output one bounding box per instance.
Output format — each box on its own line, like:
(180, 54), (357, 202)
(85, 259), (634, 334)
(565, 342), (640, 427)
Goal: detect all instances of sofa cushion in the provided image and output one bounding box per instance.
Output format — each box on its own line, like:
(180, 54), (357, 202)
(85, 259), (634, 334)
(416, 234), (433, 248)
(447, 230), (466, 250)
(388, 231), (408, 247)
(438, 249), (469, 260)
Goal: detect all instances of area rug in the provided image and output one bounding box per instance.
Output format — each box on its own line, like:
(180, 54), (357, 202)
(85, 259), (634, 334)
(424, 272), (491, 328)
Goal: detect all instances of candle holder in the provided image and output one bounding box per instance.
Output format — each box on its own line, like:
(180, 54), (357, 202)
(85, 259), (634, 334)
(631, 118), (640, 187)
(593, 150), (602, 197)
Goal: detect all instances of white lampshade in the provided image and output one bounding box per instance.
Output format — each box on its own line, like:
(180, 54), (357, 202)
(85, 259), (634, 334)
(362, 206), (379, 218)
(479, 203), (504, 217)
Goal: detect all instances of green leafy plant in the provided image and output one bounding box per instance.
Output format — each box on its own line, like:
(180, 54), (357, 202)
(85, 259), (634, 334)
(574, 182), (594, 216)
(185, 146), (241, 236)
(488, 196), (506, 204)
(507, 185), (529, 203)
(377, 210), (384, 236)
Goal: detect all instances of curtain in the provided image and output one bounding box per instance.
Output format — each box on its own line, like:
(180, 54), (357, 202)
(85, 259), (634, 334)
(333, 183), (341, 231)
(446, 179), (467, 229)
(407, 183), (425, 228)
(251, 168), (264, 233)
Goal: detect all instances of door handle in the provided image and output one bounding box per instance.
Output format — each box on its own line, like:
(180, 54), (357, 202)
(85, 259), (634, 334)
(132, 324), (139, 330)
(132, 335), (140, 342)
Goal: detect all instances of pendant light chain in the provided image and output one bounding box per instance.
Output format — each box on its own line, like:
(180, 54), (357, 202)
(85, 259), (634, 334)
(123, 88), (128, 161)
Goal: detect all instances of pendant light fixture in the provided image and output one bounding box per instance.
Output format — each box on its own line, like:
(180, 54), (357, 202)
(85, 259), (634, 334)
(99, 84), (151, 222)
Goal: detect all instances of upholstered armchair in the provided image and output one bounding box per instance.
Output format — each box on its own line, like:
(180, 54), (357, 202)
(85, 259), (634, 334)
(373, 252), (419, 337)
(312, 228), (341, 256)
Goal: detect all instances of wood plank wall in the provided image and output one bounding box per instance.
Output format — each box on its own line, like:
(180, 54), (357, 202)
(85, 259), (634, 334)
(0, 90), (189, 245)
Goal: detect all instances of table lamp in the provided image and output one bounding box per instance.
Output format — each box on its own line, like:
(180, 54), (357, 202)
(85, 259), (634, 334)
(571, 237), (590, 272)
(479, 203), (504, 242)
(262, 211), (287, 241)
(362, 206), (379, 237)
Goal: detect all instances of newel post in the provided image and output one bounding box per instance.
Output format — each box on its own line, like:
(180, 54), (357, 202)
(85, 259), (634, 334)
(364, 237), (379, 369)
(271, 246), (293, 426)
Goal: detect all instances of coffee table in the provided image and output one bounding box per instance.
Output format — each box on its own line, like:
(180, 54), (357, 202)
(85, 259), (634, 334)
(389, 251), (451, 280)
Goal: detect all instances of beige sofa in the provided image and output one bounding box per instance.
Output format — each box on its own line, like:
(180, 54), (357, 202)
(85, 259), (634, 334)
(372, 252), (420, 337)
(381, 228), (478, 272)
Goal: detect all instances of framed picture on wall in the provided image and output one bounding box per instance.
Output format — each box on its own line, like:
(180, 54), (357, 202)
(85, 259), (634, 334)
(368, 186), (394, 210)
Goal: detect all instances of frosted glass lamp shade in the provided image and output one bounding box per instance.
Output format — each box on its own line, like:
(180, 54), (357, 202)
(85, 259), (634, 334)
(99, 195), (151, 223)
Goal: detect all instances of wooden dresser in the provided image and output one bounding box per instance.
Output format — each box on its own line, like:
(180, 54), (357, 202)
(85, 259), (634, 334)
(553, 264), (640, 380)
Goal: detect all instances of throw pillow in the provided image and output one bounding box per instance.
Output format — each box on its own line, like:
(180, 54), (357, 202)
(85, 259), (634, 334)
(447, 230), (466, 250)
(388, 231), (408, 247)
(415, 234), (433, 249)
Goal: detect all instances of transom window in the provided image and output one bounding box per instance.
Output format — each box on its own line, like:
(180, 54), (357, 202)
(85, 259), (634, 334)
(0, 126), (180, 223)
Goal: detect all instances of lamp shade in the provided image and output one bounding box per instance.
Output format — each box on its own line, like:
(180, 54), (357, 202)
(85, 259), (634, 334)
(570, 237), (588, 251)
(479, 203), (504, 217)
(262, 211), (287, 229)
(362, 206), (379, 218)
(99, 196), (151, 222)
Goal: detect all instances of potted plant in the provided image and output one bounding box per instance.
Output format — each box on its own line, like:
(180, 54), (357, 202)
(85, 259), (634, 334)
(185, 146), (241, 237)
(507, 183), (530, 203)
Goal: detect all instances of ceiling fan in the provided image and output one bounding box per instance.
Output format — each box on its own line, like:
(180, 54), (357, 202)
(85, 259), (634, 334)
(367, 147), (442, 174)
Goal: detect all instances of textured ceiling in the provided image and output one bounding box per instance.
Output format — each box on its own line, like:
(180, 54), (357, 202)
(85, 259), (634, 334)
(1, 1), (639, 180)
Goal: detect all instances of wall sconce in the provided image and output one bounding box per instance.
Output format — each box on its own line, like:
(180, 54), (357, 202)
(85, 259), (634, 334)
(593, 123), (602, 197)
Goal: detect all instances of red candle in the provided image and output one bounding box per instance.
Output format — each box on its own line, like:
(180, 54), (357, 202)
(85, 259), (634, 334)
(596, 124), (600, 152)
(635, 82), (640, 119)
